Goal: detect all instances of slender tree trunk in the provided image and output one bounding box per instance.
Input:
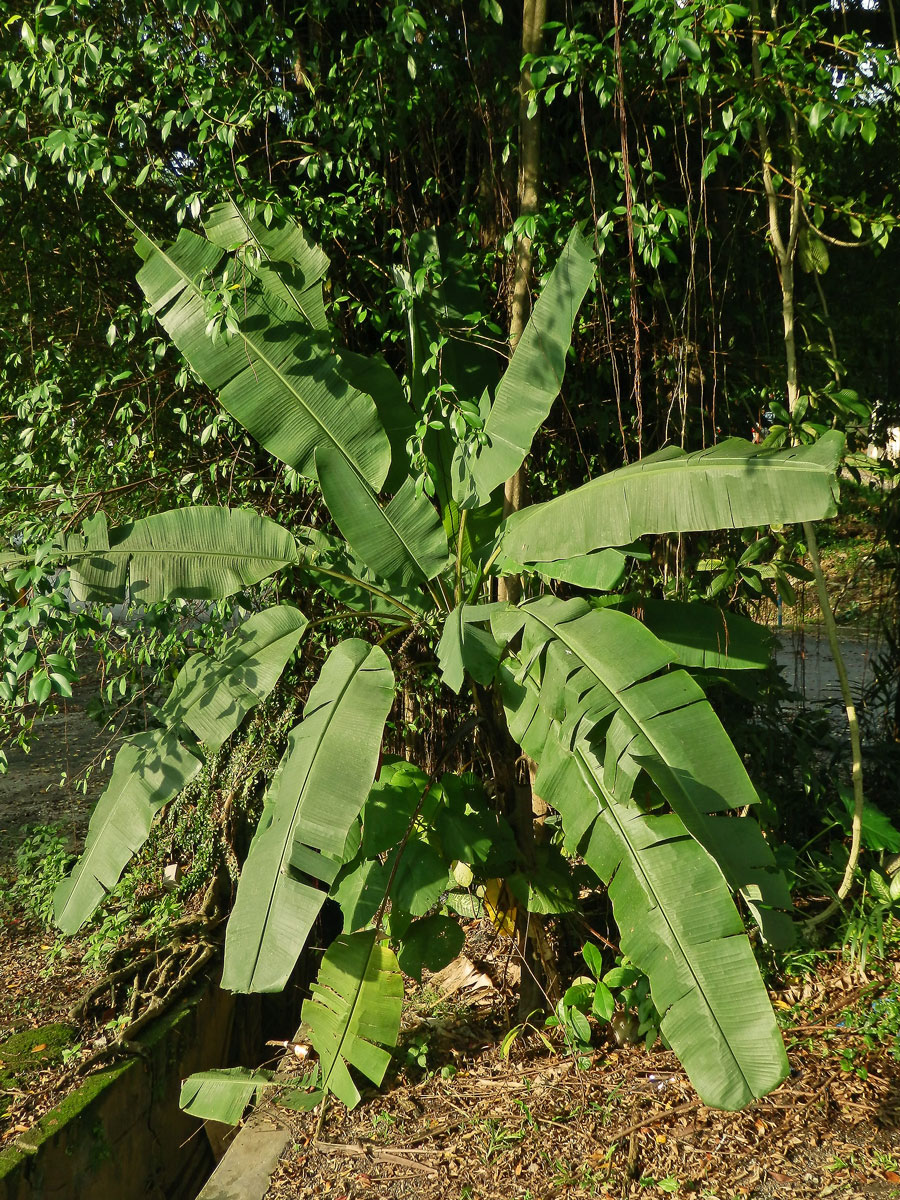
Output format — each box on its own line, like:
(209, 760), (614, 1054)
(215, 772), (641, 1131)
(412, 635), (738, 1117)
(498, 0), (547, 606)
(499, 0), (558, 1017)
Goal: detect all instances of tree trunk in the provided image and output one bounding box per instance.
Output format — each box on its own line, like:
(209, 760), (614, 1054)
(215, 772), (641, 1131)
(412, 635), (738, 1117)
(500, 0), (558, 1018)
(498, 0), (547, 607)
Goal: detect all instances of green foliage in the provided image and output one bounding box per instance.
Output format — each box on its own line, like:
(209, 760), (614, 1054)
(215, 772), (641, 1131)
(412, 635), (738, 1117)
(179, 1066), (274, 1126)
(546, 947), (663, 1056)
(221, 639), (394, 994)
(0, 824), (75, 931)
(301, 931), (404, 1110)
(53, 605), (306, 934)
(9, 204), (848, 1117)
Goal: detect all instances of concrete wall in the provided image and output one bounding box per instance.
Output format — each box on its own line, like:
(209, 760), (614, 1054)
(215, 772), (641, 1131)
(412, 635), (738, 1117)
(0, 983), (237, 1200)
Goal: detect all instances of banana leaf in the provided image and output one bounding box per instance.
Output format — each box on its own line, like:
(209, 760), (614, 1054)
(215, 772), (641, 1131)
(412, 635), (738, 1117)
(54, 606), (306, 934)
(471, 227), (596, 502)
(574, 738), (790, 1110)
(335, 350), (417, 495)
(221, 640), (394, 993)
(502, 431), (843, 563)
(497, 598), (792, 937)
(301, 930), (404, 1109)
(316, 446), (449, 587)
(161, 605), (307, 749)
(64, 506), (299, 603)
(638, 600), (773, 670)
(54, 730), (202, 933)
(131, 217), (391, 489)
(436, 602), (506, 693)
(179, 1067), (273, 1125)
(203, 199), (329, 327)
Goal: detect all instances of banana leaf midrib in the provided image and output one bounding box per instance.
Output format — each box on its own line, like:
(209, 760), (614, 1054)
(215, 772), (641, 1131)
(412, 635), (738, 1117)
(316, 449), (447, 588)
(573, 743), (752, 1090)
(64, 547), (294, 565)
(372, 485), (445, 587)
(352, 472), (438, 584)
(55, 733), (200, 930)
(611, 440), (838, 477)
(299, 561), (419, 618)
(140, 222), (368, 478)
(242, 659), (363, 987)
(58, 739), (145, 912)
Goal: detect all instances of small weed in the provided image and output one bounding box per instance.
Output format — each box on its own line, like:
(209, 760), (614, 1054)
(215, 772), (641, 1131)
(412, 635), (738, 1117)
(639, 1175), (679, 1193)
(478, 1117), (525, 1160)
(404, 1036), (430, 1072)
(60, 1042), (83, 1065)
(513, 1097), (539, 1131)
(370, 1111), (396, 1140)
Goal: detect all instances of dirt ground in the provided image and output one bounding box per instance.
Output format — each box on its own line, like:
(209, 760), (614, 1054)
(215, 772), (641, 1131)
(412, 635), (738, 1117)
(0, 658), (121, 856)
(0, 663), (125, 1143)
(263, 945), (900, 1200)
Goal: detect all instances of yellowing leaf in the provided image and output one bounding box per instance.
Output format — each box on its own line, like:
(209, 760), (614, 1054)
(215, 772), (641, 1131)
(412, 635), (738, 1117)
(482, 878), (517, 937)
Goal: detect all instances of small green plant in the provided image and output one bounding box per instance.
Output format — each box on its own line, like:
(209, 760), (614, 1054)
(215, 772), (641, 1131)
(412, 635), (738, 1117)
(545, 943), (663, 1053)
(478, 1117), (525, 1160)
(0, 824), (75, 930)
(370, 1111), (397, 1139)
(500, 1009), (556, 1059)
(60, 1042), (84, 1065)
(639, 1176), (679, 1194)
(403, 1036), (430, 1072)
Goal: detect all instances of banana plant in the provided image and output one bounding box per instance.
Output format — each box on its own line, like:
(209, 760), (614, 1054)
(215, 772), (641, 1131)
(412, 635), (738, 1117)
(7, 199), (847, 1115)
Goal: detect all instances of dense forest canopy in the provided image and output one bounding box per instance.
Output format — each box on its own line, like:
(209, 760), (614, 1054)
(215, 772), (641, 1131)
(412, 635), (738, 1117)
(2, 0), (898, 533)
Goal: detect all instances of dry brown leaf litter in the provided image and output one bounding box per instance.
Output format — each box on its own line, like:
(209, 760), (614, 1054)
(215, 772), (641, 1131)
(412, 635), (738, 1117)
(262, 945), (900, 1200)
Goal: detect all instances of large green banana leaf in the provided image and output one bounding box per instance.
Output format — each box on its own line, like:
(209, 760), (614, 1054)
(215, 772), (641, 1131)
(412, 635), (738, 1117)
(53, 606), (306, 934)
(638, 600), (773, 670)
(501, 431), (844, 563)
(315, 446), (449, 588)
(573, 740), (789, 1110)
(499, 647), (790, 1107)
(132, 218), (391, 489)
(161, 605), (307, 750)
(470, 227), (596, 503)
(494, 597), (791, 940)
(221, 640), (394, 993)
(63, 507), (299, 603)
(301, 930), (404, 1109)
(203, 199), (329, 327)
(54, 731), (202, 933)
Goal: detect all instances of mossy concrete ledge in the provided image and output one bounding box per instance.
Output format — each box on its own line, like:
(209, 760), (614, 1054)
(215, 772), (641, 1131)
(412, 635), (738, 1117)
(0, 983), (237, 1200)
